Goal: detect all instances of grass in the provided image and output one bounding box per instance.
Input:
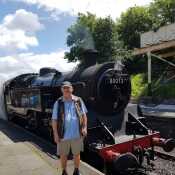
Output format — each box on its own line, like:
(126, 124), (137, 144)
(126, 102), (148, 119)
(131, 73), (175, 99)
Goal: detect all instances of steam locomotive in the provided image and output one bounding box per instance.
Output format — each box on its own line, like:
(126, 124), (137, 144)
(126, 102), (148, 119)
(3, 50), (175, 174)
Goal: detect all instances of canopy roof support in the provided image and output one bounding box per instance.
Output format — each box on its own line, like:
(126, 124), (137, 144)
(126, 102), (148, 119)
(145, 52), (175, 96)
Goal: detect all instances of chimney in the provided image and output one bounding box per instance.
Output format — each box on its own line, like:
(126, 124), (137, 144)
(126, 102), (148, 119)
(82, 49), (98, 67)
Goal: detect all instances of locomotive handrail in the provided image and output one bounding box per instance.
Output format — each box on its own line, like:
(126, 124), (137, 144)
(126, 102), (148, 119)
(128, 112), (149, 132)
(88, 125), (113, 130)
(96, 117), (115, 144)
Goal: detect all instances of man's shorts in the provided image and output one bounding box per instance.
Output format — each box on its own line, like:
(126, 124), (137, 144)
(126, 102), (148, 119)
(57, 138), (84, 156)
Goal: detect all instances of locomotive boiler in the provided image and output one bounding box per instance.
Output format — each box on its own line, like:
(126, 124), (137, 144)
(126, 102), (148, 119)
(3, 50), (175, 174)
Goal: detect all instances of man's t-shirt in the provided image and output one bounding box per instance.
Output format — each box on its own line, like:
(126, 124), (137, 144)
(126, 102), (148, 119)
(52, 95), (88, 140)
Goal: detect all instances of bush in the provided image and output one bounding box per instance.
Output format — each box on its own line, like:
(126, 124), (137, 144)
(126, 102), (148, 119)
(153, 82), (175, 99)
(131, 73), (147, 99)
(131, 73), (175, 100)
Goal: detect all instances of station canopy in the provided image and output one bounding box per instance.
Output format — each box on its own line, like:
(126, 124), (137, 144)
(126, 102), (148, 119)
(133, 23), (175, 58)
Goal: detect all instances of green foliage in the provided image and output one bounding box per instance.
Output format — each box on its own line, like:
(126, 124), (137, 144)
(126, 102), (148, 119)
(131, 72), (175, 99)
(65, 47), (84, 62)
(151, 68), (175, 98)
(149, 0), (175, 29)
(116, 0), (175, 77)
(65, 13), (127, 64)
(131, 74), (147, 98)
(116, 0), (175, 49)
(116, 6), (153, 49)
(65, 0), (175, 78)
(93, 17), (116, 62)
(65, 13), (97, 63)
(153, 83), (175, 98)
(115, 6), (153, 74)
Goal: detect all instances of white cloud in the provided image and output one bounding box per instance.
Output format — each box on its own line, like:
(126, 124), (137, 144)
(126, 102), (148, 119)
(0, 9), (43, 52)
(17, 0), (153, 19)
(3, 9), (44, 32)
(0, 50), (77, 80)
(18, 50), (77, 72)
(0, 26), (38, 51)
(0, 49), (77, 120)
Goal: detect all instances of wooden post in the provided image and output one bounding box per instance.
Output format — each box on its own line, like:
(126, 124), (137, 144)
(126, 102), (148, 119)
(147, 52), (152, 96)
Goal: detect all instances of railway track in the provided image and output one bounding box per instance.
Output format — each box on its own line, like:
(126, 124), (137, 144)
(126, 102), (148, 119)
(140, 149), (175, 175)
(155, 150), (175, 161)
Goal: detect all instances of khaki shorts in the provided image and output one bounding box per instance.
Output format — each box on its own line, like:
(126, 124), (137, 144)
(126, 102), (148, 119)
(57, 138), (84, 156)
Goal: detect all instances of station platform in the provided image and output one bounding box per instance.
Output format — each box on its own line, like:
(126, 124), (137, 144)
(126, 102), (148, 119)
(0, 119), (103, 175)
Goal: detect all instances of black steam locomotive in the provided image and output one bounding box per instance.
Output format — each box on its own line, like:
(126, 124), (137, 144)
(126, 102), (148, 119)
(3, 50), (131, 129)
(3, 50), (175, 174)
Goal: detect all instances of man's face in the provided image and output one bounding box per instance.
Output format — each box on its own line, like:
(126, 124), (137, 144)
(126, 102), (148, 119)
(61, 86), (73, 97)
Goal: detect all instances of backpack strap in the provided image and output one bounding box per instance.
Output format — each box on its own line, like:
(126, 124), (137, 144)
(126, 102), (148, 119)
(74, 98), (82, 118)
(73, 97), (84, 134)
(57, 96), (65, 138)
(57, 97), (64, 120)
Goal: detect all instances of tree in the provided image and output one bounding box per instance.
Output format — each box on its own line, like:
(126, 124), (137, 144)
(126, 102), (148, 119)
(65, 1), (175, 72)
(116, 6), (153, 49)
(65, 13), (97, 64)
(93, 16), (117, 62)
(65, 13), (125, 65)
(116, 1), (175, 49)
(149, 0), (175, 29)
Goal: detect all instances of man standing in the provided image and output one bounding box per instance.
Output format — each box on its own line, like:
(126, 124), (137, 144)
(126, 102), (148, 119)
(52, 81), (88, 175)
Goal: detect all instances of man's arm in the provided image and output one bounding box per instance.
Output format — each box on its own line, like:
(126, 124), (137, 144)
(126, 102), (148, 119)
(51, 101), (60, 143)
(82, 113), (87, 136)
(79, 98), (88, 136)
(52, 119), (58, 134)
(52, 120), (60, 143)
(82, 114), (87, 129)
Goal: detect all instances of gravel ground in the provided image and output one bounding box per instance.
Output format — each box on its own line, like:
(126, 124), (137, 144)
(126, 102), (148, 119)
(131, 157), (175, 175)
(151, 158), (175, 175)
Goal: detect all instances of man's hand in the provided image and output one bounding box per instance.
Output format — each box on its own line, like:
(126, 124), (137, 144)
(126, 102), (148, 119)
(53, 132), (60, 144)
(52, 119), (60, 144)
(81, 127), (87, 137)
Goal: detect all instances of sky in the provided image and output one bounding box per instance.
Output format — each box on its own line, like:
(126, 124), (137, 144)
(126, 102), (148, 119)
(0, 0), (153, 77)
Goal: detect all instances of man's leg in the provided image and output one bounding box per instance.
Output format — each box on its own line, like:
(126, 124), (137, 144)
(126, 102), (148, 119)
(60, 155), (68, 171)
(58, 140), (70, 174)
(71, 138), (84, 175)
(73, 154), (80, 169)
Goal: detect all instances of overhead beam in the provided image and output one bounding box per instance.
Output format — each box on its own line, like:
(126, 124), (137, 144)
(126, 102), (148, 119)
(133, 39), (175, 55)
(158, 51), (175, 58)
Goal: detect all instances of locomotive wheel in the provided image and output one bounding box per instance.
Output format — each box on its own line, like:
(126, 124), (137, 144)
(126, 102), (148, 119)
(133, 146), (144, 165)
(27, 112), (39, 131)
(7, 113), (14, 121)
(112, 152), (139, 172)
(163, 138), (175, 152)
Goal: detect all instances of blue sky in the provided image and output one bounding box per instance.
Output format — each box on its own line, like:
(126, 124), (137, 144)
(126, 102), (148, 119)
(0, 0), (153, 79)
(0, 0), (76, 54)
